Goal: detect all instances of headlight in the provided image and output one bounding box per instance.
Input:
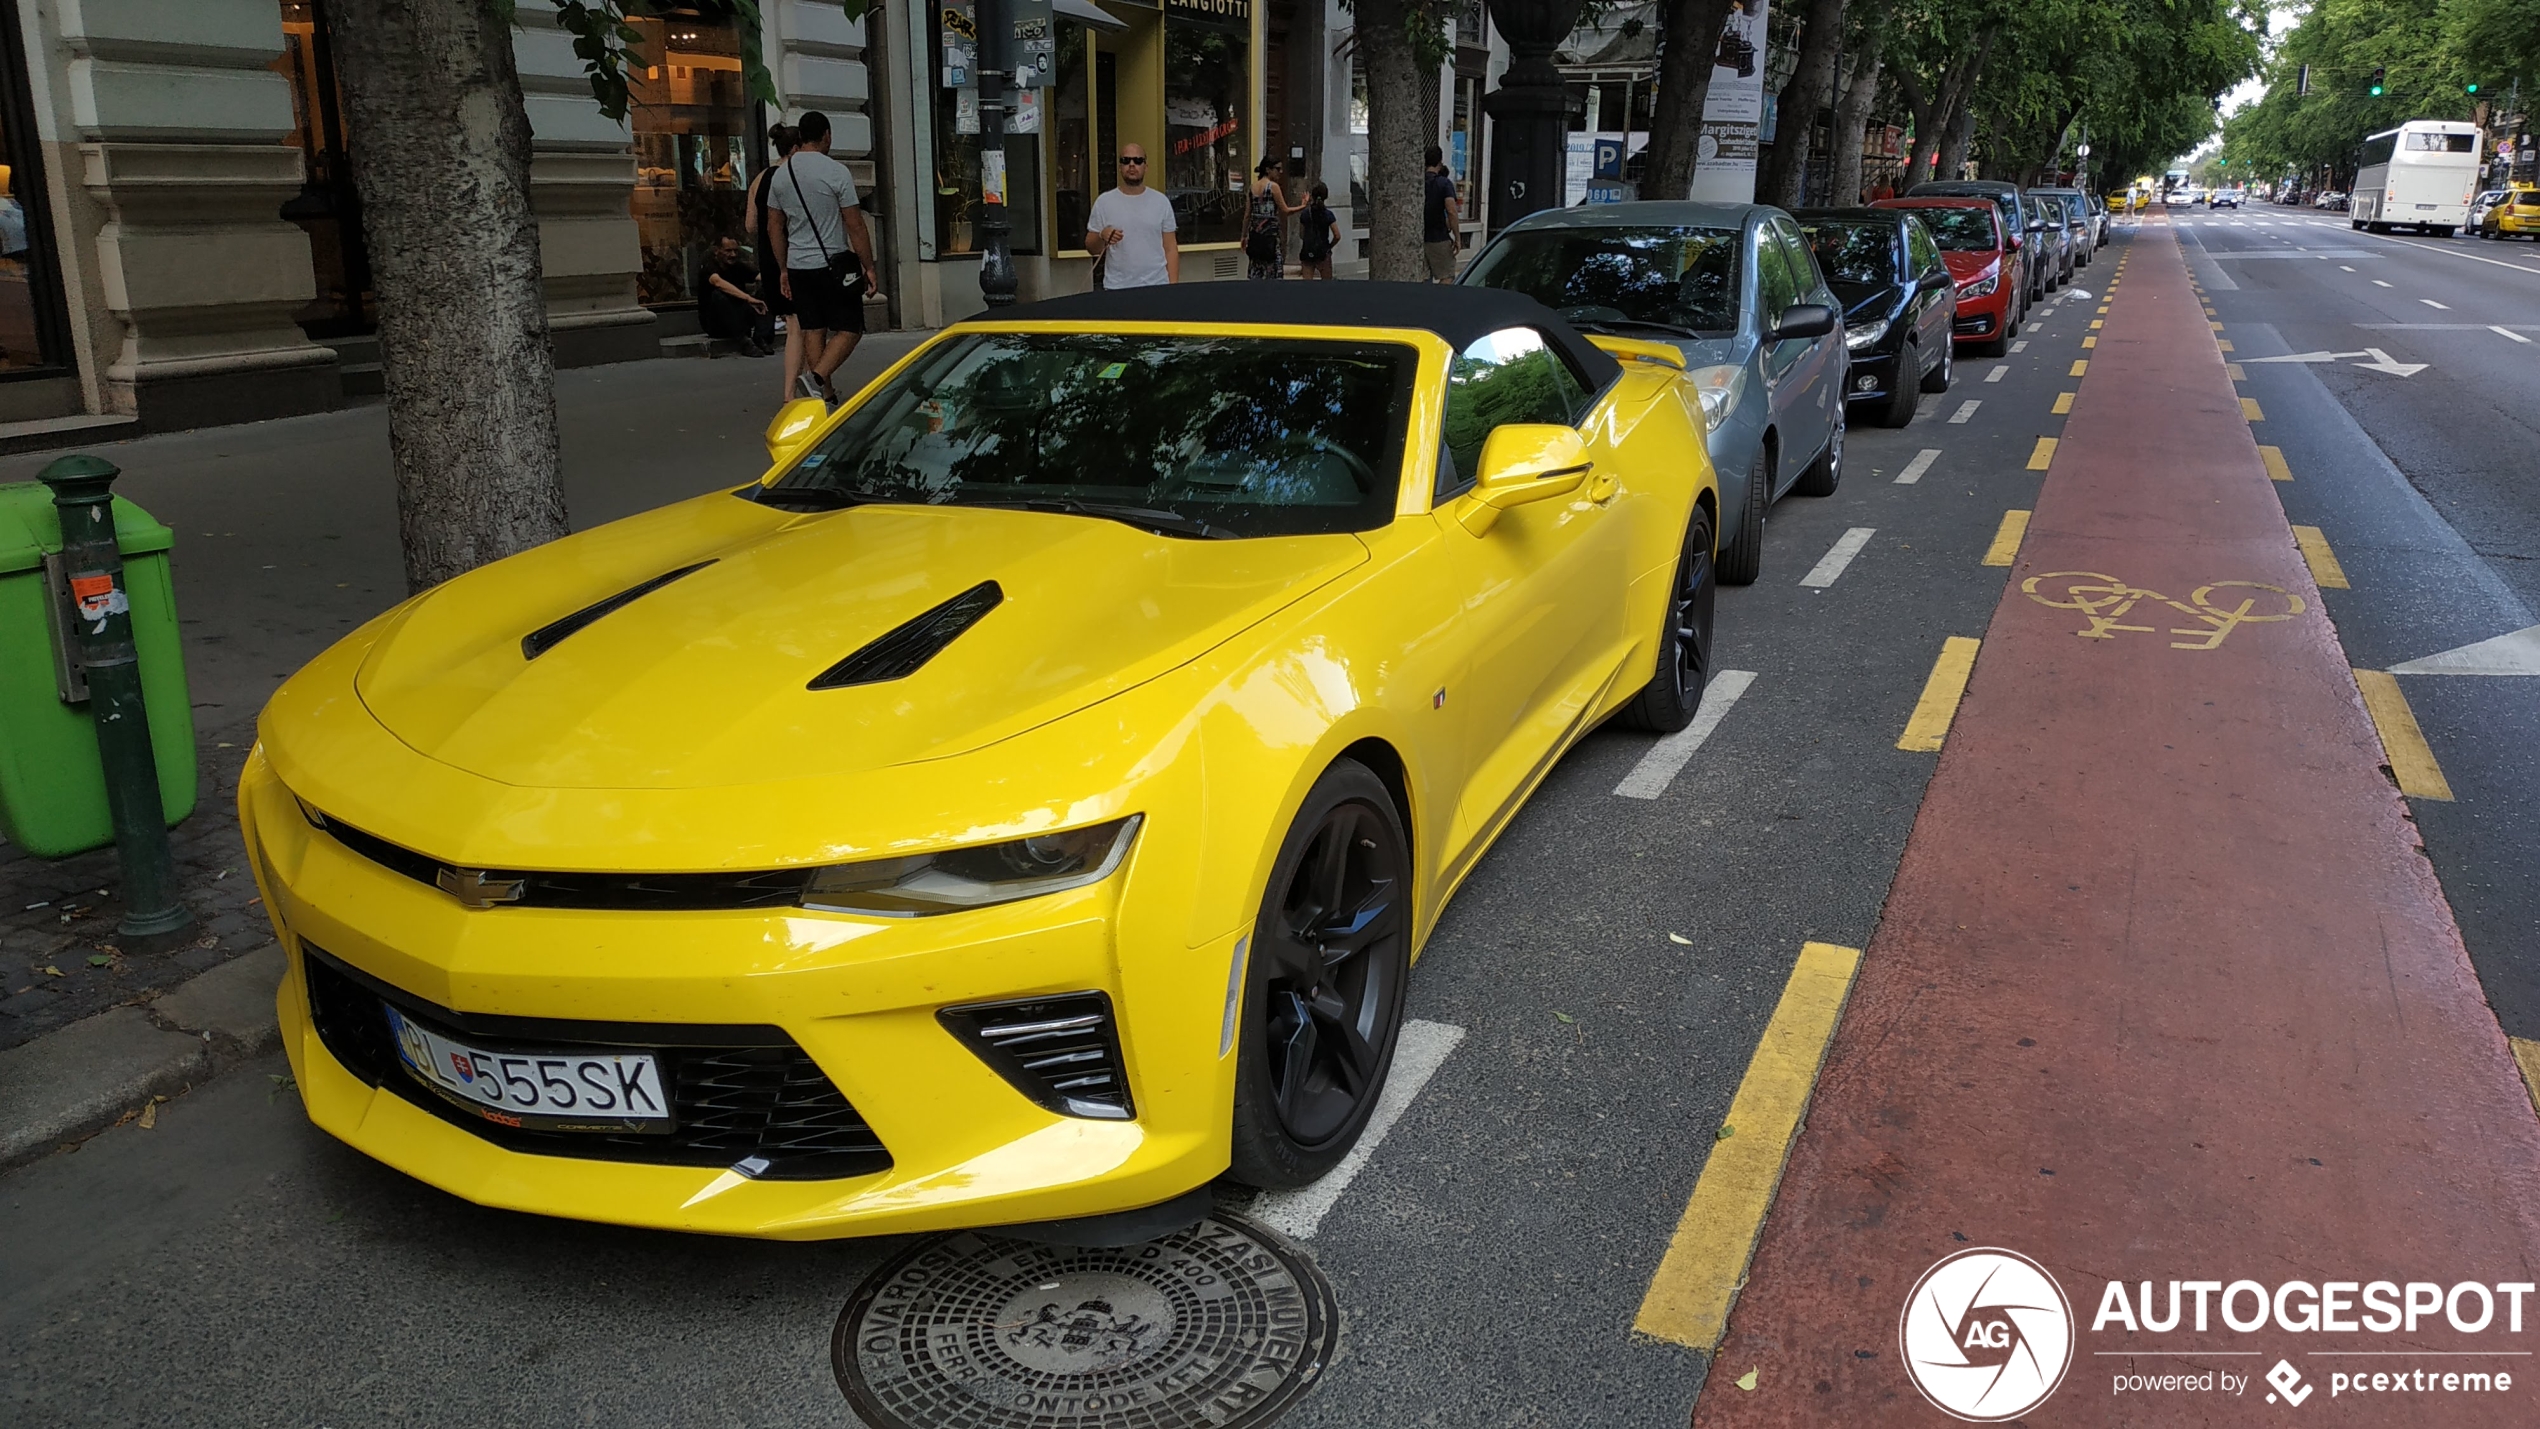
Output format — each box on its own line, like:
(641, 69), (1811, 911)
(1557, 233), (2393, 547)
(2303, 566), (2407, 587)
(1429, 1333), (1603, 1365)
(1957, 270), (1999, 297)
(1844, 319), (1891, 351)
(1689, 363), (1747, 430)
(802, 815), (1143, 916)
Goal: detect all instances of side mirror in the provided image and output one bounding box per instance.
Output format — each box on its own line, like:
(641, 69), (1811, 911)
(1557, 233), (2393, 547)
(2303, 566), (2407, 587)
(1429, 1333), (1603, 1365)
(1769, 302), (1837, 341)
(1456, 425), (1591, 535)
(765, 396), (830, 465)
(1917, 269), (1951, 293)
(2006, 234), (2026, 251)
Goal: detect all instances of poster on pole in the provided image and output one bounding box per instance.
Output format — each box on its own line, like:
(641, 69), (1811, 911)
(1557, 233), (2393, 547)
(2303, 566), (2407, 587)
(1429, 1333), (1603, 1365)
(1687, 0), (1769, 203)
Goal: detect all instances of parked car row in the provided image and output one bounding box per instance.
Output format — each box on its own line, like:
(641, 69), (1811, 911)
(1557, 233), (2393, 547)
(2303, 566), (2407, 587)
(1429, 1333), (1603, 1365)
(2471, 187), (2540, 240)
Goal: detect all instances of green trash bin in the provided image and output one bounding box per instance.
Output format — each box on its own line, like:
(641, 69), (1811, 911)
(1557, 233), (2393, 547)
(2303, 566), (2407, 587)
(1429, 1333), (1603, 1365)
(0, 481), (198, 857)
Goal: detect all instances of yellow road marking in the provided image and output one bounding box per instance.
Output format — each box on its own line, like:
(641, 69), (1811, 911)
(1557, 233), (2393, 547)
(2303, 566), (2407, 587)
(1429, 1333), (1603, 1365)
(2353, 670), (2455, 801)
(2259, 445), (2294, 482)
(1983, 510), (2031, 567)
(2052, 392), (2075, 414)
(2217, 339), (2234, 352)
(2292, 525), (2350, 589)
(2210, 321), (2225, 331)
(2512, 1039), (2540, 1117)
(2027, 437), (2058, 470)
(2227, 362), (2246, 380)
(2241, 397), (2265, 422)
(2083, 336), (2098, 348)
(2091, 320), (2105, 330)
(2070, 359), (2089, 376)
(1633, 942), (1863, 1351)
(1899, 637), (1981, 752)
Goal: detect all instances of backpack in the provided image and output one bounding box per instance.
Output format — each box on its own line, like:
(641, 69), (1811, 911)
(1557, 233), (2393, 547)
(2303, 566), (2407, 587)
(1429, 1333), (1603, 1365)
(1298, 204), (1332, 261)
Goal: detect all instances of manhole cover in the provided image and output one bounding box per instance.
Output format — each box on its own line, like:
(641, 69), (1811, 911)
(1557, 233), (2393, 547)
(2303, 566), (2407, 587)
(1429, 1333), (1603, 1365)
(834, 1211), (1338, 1429)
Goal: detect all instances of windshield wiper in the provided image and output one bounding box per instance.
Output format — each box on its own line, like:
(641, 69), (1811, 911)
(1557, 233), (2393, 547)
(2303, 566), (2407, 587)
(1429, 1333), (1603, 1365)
(961, 496), (1239, 540)
(1575, 317), (1706, 339)
(751, 484), (869, 512)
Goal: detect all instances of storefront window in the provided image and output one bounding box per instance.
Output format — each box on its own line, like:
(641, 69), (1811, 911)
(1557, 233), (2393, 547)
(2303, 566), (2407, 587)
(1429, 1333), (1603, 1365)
(930, 0), (1042, 256)
(1052, 19), (1093, 251)
(1163, 6), (1248, 246)
(0, 0), (66, 371)
(627, 6), (752, 306)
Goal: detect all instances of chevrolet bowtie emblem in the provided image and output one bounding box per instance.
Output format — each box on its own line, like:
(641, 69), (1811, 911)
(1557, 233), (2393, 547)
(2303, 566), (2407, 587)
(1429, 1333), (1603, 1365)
(436, 866), (526, 909)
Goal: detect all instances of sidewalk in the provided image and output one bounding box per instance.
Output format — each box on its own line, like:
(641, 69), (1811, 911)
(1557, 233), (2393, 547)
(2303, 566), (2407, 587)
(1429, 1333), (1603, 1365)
(0, 340), (923, 1152)
(1696, 228), (2540, 1424)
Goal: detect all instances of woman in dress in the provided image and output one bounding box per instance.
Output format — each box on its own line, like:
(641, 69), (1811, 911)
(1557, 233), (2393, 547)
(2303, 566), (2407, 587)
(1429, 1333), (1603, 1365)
(1245, 157), (1302, 280)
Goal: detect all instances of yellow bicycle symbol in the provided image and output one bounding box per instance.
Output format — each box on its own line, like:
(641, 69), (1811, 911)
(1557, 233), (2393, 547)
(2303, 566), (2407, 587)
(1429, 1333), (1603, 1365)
(2020, 572), (2305, 650)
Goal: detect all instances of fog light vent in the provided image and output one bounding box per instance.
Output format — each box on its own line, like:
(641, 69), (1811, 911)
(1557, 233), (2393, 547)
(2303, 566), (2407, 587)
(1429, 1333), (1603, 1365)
(939, 992), (1135, 1120)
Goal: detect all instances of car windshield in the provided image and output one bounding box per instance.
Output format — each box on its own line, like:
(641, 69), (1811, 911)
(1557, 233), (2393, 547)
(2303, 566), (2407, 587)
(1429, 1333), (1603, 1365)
(1462, 226), (1744, 337)
(1799, 221), (1897, 286)
(765, 332), (1415, 538)
(1911, 207), (1999, 250)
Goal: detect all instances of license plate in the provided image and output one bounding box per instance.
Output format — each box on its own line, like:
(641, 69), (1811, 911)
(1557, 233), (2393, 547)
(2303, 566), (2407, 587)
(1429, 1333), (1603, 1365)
(386, 1005), (672, 1133)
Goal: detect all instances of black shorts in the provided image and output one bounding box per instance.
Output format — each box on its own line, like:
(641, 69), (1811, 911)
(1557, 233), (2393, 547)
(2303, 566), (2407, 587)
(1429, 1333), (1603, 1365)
(787, 265), (865, 335)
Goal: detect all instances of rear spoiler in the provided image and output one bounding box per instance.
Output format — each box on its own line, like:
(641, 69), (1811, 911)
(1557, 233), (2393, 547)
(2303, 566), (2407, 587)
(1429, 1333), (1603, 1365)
(1585, 334), (1687, 370)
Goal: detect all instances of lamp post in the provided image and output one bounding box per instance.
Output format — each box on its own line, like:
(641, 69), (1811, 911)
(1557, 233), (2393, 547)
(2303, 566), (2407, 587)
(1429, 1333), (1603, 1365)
(1482, 0), (1586, 235)
(975, 0), (1017, 306)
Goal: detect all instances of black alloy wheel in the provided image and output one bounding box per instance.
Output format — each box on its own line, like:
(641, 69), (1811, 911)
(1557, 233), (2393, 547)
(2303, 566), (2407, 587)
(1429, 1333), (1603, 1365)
(1623, 507), (1718, 732)
(1228, 763), (1411, 1190)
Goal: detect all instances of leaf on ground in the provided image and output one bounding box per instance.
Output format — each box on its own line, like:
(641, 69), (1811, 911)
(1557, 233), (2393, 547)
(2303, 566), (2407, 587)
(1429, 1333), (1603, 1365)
(41, 965), (63, 977)
(1553, 1011), (1576, 1024)
(137, 1101), (158, 1130)
(1736, 1368), (1758, 1391)
(1717, 1123), (1736, 1140)
(1668, 933), (1692, 945)
(87, 954), (112, 967)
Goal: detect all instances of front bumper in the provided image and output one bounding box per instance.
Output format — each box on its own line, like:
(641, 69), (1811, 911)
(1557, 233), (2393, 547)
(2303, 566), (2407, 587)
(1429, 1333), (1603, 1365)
(245, 751), (1235, 1240)
(1842, 346), (1902, 402)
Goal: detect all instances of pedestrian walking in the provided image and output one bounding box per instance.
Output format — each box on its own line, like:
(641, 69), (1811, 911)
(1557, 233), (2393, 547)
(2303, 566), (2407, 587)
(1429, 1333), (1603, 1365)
(696, 235), (772, 356)
(1423, 146), (1463, 282)
(1245, 157), (1300, 280)
(1297, 181), (1338, 280)
(1085, 145), (1179, 289)
(766, 110), (884, 406)
(746, 122), (804, 400)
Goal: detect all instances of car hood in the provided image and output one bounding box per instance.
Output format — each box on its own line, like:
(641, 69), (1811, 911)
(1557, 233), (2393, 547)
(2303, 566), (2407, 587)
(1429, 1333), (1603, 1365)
(352, 495), (1366, 790)
(1830, 281), (1900, 322)
(1940, 251), (2000, 282)
(1665, 334), (1746, 371)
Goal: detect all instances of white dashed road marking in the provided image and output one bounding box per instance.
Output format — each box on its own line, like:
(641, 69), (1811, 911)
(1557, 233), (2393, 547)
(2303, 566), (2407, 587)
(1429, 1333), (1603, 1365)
(2421, 299), (2450, 310)
(2372, 279), (2393, 288)
(1613, 671), (1760, 801)
(1800, 527), (1876, 589)
(2496, 327), (2532, 344)
(2010, 340), (2029, 353)
(1984, 365), (2008, 383)
(1893, 448), (1942, 485)
(1949, 400), (1981, 424)
(1249, 1019), (1468, 1239)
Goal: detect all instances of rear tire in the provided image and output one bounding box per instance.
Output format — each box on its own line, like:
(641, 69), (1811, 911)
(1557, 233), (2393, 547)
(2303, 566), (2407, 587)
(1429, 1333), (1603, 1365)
(1227, 761), (1411, 1191)
(1874, 348), (1919, 428)
(1920, 335), (1954, 393)
(1718, 447), (1767, 586)
(1793, 404), (1844, 497)
(1620, 506), (1717, 733)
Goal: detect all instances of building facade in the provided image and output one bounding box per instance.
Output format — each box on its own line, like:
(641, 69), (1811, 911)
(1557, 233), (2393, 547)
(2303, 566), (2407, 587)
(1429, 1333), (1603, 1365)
(0, 0), (1490, 442)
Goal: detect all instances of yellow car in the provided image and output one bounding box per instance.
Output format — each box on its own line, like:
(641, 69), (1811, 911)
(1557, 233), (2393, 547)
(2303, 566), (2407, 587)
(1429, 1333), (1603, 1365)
(244, 284), (1722, 1240)
(2480, 186), (2540, 239)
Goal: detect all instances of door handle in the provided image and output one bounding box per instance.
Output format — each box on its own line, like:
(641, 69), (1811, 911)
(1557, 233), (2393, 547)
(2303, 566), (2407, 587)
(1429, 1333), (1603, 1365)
(1588, 472), (1619, 504)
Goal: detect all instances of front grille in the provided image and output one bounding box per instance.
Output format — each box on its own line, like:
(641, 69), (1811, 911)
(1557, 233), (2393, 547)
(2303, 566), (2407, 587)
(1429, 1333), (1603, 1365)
(938, 992), (1134, 1120)
(307, 811), (810, 911)
(299, 943), (891, 1180)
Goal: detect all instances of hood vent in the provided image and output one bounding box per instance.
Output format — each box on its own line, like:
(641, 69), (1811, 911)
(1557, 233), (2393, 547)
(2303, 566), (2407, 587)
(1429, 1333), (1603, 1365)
(810, 580), (1003, 689)
(521, 560), (717, 660)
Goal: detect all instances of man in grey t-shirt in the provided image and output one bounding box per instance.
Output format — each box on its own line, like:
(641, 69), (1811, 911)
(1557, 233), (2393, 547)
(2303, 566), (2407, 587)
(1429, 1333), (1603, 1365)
(766, 110), (883, 404)
(1085, 145), (1178, 288)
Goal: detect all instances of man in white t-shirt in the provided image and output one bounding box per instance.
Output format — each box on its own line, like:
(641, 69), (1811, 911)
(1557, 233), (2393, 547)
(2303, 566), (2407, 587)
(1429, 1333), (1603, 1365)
(1085, 145), (1178, 288)
(766, 110), (884, 403)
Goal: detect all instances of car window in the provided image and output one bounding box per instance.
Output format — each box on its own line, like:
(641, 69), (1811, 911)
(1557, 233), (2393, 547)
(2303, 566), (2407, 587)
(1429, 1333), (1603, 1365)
(1905, 220), (1940, 276)
(771, 331), (1418, 538)
(1799, 220), (1896, 286)
(1755, 229), (1800, 324)
(1911, 206), (1999, 251)
(1438, 326), (1591, 497)
(1772, 221), (1824, 298)
(1460, 225), (1745, 338)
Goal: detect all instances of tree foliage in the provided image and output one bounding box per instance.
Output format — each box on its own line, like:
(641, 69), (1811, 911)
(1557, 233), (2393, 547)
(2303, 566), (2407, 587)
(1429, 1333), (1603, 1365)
(2224, 0), (2516, 187)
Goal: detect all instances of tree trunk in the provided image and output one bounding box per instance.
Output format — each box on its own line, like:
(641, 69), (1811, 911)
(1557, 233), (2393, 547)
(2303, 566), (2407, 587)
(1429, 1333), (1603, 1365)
(1898, 25), (1994, 192)
(1897, 67), (1938, 190)
(1354, 0), (1432, 280)
(330, 0), (567, 593)
(1640, 0), (1737, 201)
(1756, 0), (1844, 208)
(1936, 101), (1974, 183)
(1828, 23), (1887, 204)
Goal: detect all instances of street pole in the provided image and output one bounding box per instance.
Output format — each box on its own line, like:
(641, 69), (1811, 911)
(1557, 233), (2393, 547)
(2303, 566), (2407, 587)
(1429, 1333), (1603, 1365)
(39, 454), (192, 944)
(975, 0), (1016, 307)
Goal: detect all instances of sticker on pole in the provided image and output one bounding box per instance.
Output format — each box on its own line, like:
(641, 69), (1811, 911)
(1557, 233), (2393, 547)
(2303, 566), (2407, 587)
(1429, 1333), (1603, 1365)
(68, 572), (127, 621)
(1900, 1246), (2075, 1421)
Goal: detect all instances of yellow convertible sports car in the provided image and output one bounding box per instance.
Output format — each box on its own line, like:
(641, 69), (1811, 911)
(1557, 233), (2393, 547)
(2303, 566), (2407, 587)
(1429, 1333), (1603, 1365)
(244, 284), (1720, 1240)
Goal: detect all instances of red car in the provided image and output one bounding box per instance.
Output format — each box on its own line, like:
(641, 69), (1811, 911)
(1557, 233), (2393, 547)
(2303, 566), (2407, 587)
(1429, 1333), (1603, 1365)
(1874, 197), (2023, 355)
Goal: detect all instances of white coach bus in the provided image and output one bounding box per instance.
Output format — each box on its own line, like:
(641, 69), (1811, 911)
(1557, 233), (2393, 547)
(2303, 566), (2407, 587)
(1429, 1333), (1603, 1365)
(2350, 120), (2481, 236)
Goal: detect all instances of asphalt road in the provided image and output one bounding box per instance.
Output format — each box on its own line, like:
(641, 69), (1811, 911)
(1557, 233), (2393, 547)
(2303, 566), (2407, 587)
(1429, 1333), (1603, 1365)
(6, 264), (2132, 1426)
(2176, 207), (2540, 1039)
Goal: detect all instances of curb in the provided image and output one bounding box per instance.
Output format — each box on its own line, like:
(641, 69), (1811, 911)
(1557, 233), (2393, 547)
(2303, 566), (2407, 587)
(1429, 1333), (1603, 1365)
(0, 944), (283, 1173)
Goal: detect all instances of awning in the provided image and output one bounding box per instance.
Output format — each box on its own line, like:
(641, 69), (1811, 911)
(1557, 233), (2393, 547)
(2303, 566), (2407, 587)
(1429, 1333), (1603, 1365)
(1058, 0), (1132, 33)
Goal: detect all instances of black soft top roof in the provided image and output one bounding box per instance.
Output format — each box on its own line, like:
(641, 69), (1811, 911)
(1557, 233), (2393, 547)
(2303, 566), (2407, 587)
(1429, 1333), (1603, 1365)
(987, 280), (1622, 389)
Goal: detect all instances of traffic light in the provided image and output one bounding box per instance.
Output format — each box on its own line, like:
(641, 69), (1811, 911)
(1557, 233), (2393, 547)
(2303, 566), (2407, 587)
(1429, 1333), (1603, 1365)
(2370, 66), (2385, 97)
(2467, 82), (2480, 95)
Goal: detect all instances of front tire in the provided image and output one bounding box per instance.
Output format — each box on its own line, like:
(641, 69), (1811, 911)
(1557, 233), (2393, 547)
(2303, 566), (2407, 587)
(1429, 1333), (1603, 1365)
(1873, 347), (1919, 428)
(1719, 446), (1767, 586)
(1793, 403), (1844, 497)
(1621, 506), (1718, 733)
(1228, 762), (1412, 1190)
(1920, 334), (1954, 393)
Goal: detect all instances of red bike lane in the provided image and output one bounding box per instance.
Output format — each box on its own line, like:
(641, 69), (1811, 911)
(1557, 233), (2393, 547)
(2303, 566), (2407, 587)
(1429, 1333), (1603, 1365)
(1693, 226), (2540, 1425)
